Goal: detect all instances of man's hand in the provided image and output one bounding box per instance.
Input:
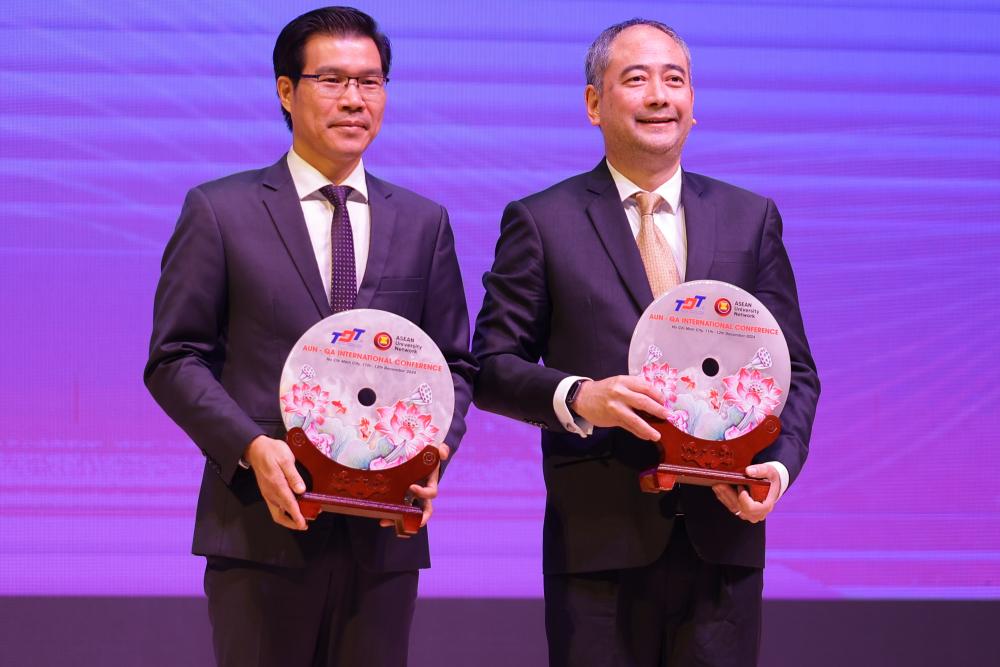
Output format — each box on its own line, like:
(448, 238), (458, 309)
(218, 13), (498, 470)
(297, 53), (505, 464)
(244, 435), (308, 531)
(712, 464), (782, 524)
(380, 443), (450, 529)
(571, 376), (670, 441)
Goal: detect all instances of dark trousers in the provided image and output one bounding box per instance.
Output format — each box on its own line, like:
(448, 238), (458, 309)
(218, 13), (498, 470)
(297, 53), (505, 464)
(203, 516), (419, 667)
(544, 519), (763, 667)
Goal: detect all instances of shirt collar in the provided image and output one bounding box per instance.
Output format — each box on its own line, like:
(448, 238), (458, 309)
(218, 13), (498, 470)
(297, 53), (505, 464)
(606, 160), (683, 213)
(286, 148), (369, 204)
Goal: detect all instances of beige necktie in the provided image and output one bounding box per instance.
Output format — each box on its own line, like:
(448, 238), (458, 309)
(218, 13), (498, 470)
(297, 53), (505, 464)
(634, 191), (680, 298)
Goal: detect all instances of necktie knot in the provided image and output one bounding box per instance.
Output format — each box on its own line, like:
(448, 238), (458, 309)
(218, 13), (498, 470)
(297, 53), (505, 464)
(634, 191), (664, 218)
(319, 184), (352, 209)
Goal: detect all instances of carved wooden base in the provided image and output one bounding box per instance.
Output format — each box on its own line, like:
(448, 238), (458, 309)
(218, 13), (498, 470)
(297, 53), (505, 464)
(639, 464), (771, 502)
(286, 427), (439, 537)
(639, 415), (781, 504)
(297, 492), (425, 537)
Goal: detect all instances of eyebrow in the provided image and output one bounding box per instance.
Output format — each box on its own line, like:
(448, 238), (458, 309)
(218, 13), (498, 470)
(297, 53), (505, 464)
(311, 65), (384, 76)
(621, 63), (688, 77)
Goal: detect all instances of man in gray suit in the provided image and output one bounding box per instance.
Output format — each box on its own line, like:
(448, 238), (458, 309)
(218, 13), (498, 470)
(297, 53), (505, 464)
(144, 7), (475, 666)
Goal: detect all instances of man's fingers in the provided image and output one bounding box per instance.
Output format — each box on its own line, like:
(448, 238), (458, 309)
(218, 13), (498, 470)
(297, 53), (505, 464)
(419, 499), (433, 527)
(713, 484), (742, 515)
(623, 391), (670, 421)
(621, 411), (661, 441)
(712, 484), (734, 509)
(438, 443), (450, 461)
(284, 503), (307, 530)
(264, 477), (307, 530)
(714, 482), (777, 524)
(409, 482), (438, 499)
(279, 496), (307, 530)
(266, 497), (307, 530)
(624, 376), (669, 406)
(737, 487), (756, 511)
(248, 437), (308, 530)
(758, 478), (780, 506)
(279, 455), (306, 495)
(736, 487), (774, 524)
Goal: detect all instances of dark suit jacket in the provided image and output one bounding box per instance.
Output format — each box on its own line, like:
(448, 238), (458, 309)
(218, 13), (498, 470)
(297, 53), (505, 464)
(472, 160), (819, 574)
(145, 156), (476, 572)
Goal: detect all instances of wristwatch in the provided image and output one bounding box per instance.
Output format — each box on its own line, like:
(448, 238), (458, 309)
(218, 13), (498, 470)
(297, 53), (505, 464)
(565, 379), (586, 417)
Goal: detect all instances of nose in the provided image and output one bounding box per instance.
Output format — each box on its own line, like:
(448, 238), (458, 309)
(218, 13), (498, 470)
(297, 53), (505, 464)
(338, 79), (365, 110)
(645, 78), (669, 107)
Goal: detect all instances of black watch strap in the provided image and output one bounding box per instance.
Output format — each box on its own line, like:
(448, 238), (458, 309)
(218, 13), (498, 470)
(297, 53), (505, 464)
(565, 379), (585, 416)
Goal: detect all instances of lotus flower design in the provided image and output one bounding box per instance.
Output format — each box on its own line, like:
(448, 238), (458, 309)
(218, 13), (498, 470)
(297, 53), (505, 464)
(281, 382), (334, 428)
(721, 367), (782, 416)
(641, 361), (680, 405)
(374, 400), (439, 453)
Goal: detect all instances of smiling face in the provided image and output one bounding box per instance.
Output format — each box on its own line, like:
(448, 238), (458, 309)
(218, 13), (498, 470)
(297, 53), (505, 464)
(586, 25), (694, 187)
(277, 33), (385, 182)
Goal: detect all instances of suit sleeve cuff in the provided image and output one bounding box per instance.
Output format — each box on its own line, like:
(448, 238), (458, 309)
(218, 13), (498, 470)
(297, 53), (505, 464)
(763, 460), (789, 499)
(553, 376), (593, 436)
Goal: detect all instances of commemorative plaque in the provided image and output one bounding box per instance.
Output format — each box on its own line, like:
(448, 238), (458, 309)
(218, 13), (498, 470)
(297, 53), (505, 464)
(279, 309), (454, 536)
(628, 280), (790, 502)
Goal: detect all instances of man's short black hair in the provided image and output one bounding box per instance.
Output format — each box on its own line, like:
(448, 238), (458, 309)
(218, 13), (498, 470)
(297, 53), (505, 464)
(273, 6), (392, 130)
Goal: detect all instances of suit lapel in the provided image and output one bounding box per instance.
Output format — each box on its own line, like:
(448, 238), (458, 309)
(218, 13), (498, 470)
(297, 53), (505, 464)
(585, 161), (654, 311)
(356, 173), (397, 309)
(261, 157), (331, 319)
(681, 172), (716, 282)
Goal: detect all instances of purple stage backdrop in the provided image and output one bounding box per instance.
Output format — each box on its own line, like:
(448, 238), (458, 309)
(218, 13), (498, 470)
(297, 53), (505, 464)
(2, 0), (999, 599)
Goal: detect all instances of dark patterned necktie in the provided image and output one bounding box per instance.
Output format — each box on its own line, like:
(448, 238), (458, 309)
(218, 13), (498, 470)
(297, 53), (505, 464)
(318, 185), (357, 312)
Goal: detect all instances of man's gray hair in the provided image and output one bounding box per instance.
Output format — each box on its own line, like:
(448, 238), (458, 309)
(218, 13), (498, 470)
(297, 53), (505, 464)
(585, 18), (692, 90)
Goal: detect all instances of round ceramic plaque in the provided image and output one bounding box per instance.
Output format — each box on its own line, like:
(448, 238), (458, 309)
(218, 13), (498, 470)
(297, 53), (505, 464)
(628, 280), (790, 441)
(279, 309), (454, 471)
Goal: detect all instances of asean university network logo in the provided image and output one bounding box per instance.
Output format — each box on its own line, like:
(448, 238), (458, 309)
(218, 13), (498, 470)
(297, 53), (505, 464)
(330, 327), (365, 344)
(373, 331), (393, 351)
(715, 298), (733, 316)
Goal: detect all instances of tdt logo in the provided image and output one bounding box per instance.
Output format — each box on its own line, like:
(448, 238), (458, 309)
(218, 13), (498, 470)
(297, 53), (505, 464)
(330, 328), (365, 344)
(373, 331), (393, 351)
(674, 295), (706, 311)
(715, 298), (732, 316)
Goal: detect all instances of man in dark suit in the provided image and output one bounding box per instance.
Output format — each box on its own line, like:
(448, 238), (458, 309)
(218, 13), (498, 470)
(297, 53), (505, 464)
(144, 7), (475, 666)
(472, 19), (819, 667)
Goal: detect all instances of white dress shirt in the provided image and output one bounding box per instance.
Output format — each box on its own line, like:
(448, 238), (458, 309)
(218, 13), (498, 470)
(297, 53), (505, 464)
(550, 161), (789, 497)
(286, 148), (370, 296)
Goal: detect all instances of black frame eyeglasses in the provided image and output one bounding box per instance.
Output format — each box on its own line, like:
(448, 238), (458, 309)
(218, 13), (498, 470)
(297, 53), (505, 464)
(299, 73), (389, 98)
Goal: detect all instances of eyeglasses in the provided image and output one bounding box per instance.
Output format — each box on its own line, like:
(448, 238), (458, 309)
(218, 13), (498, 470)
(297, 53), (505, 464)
(299, 73), (389, 98)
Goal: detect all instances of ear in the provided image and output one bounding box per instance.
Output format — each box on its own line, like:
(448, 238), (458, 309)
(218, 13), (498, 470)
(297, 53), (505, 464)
(585, 84), (601, 127)
(277, 76), (294, 115)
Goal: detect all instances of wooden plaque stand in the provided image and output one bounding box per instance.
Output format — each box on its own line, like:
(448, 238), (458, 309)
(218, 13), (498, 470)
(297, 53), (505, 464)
(638, 415), (781, 502)
(285, 427), (439, 537)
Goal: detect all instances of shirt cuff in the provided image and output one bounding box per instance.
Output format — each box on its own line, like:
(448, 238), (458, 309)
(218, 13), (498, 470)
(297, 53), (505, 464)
(553, 376), (594, 437)
(239, 433), (266, 470)
(762, 460), (789, 499)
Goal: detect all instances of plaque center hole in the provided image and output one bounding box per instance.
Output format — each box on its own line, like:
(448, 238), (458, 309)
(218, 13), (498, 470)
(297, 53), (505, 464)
(702, 358), (720, 377)
(358, 388), (377, 407)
